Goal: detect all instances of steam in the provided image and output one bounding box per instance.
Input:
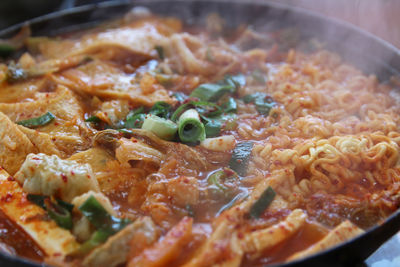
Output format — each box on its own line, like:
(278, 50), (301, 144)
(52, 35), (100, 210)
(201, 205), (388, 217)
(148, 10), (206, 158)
(265, 0), (400, 80)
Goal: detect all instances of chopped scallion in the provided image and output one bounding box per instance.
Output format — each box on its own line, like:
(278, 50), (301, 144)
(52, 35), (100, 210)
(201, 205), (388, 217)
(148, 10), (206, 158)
(178, 109), (206, 143)
(45, 198), (73, 230)
(249, 186), (276, 218)
(242, 92), (275, 115)
(155, 45), (164, 60)
(229, 141), (254, 177)
(17, 111), (55, 128)
(72, 229), (111, 256)
(125, 107), (146, 129)
(190, 83), (233, 102)
(221, 97), (237, 113)
(27, 194), (73, 230)
(85, 116), (101, 123)
(149, 101), (172, 119)
(142, 114), (178, 140)
(79, 195), (131, 233)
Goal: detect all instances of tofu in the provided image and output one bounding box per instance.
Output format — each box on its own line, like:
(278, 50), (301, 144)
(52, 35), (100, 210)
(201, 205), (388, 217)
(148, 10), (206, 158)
(15, 153), (100, 202)
(0, 168), (79, 257)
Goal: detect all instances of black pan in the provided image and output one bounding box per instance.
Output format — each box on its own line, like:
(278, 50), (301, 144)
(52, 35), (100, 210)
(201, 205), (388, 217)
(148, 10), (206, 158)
(1, 1), (400, 266)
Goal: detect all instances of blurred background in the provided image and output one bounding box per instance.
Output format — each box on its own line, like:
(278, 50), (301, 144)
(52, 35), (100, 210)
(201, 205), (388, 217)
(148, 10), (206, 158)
(0, 0), (399, 48)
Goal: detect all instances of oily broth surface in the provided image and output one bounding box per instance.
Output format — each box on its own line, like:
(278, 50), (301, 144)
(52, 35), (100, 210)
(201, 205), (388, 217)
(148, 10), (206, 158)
(0, 12), (400, 266)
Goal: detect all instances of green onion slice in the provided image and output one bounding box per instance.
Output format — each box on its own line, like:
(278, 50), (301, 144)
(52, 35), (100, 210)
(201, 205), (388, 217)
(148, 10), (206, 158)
(242, 92), (275, 115)
(141, 114), (178, 140)
(71, 229), (111, 256)
(221, 97), (237, 113)
(125, 107), (146, 129)
(229, 141), (254, 177)
(224, 74), (246, 89)
(249, 186), (276, 218)
(203, 118), (222, 138)
(190, 83), (234, 102)
(85, 116), (101, 123)
(171, 101), (222, 122)
(27, 194), (73, 230)
(178, 109), (206, 143)
(79, 195), (131, 233)
(155, 45), (164, 60)
(45, 198), (73, 230)
(149, 101), (172, 119)
(17, 111), (55, 128)
(208, 170), (229, 192)
(189, 74), (245, 102)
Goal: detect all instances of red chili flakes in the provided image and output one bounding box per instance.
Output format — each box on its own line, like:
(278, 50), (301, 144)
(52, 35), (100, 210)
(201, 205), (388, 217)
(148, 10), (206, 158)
(54, 122), (60, 126)
(60, 174), (68, 183)
(0, 166), (3, 170)
(70, 171), (75, 176)
(237, 232), (244, 239)
(1, 193), (13, 203)
(7, 176), (15, 181)
(87, 174), (91, 179)
(131, 138), (137, 143)
(223, 168), (235, 176)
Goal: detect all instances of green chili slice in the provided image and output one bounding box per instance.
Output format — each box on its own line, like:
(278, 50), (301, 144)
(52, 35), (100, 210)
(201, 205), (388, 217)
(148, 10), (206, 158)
(229, 141), (254, 177)
(17, 111), (55, 128)
(249, 186), (276, 218)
